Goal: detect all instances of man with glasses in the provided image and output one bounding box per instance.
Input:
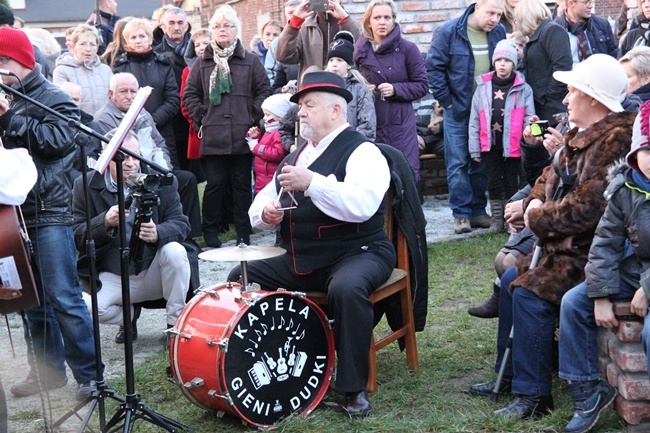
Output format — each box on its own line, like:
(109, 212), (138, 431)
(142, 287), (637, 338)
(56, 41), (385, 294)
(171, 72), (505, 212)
(555, 0), (618, 65)
(154, 7), (200, 179)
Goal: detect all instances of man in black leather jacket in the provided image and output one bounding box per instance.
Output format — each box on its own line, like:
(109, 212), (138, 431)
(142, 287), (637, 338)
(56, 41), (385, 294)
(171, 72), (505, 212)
(0, 28), (98, 402)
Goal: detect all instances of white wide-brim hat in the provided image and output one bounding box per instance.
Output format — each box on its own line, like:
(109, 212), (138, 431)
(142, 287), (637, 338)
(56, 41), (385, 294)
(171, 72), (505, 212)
(553, 54), (628, 113)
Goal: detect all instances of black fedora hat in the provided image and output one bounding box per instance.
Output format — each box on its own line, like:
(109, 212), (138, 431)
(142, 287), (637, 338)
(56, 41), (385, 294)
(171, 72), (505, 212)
(290, 71), (353, 103)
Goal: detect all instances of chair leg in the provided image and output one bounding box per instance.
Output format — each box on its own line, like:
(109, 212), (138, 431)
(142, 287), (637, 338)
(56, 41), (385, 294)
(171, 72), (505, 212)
(400, 288), (419, 371)
(367, 334), (378, 393)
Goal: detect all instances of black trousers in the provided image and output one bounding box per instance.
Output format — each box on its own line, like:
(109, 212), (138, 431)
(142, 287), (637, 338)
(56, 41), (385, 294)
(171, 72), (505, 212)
(201, 154), (252, 242)
(227, 239), (395, 392)
(173, 169), (202, 239)
(482, 149), (521, 201)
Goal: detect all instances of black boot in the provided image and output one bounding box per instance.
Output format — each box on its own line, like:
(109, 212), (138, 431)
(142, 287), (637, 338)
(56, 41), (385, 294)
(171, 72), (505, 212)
(468, 281), (500, 318)
(565, 379), (616, 433)
(494, 394), (554, 419)
(115, 305), (141, 343)
(469, 376), (512, 397)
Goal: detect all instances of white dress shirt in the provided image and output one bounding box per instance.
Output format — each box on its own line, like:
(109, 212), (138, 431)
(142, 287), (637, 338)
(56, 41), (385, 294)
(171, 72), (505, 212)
(250, 123), (390, 230)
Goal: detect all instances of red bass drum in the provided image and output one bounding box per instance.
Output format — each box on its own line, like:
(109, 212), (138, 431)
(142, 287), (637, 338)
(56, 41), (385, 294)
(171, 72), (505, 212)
(169, 283), (335, 428)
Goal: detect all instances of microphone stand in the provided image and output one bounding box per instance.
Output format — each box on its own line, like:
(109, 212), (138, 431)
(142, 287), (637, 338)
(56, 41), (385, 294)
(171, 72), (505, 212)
(0, 81), (189, 432)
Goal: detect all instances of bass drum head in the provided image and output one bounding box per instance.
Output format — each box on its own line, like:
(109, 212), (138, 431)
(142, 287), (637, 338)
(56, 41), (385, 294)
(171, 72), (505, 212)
(220, 291), (334, 427)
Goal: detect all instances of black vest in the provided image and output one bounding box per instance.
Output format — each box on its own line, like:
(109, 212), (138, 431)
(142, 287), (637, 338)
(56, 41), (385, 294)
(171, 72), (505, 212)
(275, 128), (387, 274)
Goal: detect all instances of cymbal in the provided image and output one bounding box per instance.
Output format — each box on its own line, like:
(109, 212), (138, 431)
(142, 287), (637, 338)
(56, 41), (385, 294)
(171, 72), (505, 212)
(199, 244), (286, 262)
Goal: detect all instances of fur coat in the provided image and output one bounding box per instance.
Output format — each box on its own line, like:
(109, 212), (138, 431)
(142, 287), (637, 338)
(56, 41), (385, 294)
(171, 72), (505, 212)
(512, 110), (636, 304)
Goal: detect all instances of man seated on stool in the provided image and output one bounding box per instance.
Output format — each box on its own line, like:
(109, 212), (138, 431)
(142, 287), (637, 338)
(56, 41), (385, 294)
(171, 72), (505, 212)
(72, 130), (190, 338)
(227, 71), (396, 417)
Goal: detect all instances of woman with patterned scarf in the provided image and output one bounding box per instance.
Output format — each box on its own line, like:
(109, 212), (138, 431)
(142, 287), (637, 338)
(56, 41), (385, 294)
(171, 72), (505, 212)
(183, 5), (272, 248)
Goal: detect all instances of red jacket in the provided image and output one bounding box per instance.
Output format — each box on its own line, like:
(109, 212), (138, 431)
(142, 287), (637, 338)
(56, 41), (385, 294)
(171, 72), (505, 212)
(252, 130), (287, 194)
(180, 66), (201, 159)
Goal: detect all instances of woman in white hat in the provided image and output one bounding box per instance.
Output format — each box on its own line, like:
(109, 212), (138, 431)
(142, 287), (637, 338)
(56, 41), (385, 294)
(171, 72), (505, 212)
(471, 54), (636, 421)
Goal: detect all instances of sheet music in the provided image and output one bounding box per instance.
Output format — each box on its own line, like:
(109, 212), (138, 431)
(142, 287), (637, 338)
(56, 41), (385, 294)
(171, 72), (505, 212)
(94, 86), (153, 174)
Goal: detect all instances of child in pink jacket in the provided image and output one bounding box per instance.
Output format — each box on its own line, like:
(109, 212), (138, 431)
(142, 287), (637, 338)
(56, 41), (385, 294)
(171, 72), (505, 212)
(468, 39), (535, 232)
(247, 93), (295, 194)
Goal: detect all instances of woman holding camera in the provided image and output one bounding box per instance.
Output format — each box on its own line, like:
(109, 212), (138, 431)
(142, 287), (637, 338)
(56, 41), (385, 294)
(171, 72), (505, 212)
(470, 54), (635, 420)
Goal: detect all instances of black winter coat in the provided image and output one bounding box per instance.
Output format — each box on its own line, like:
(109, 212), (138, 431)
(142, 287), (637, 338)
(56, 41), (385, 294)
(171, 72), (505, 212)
(522, 19), (572, 124)
(0, 66), (78, 228)
(183, 40), (272, 156)
(112, 50), (180, 166)
(376, 144), (429, 332)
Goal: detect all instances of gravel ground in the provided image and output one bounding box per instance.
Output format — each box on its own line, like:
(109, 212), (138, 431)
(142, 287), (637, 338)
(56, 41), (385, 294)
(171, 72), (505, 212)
(0, 195), (489, 432)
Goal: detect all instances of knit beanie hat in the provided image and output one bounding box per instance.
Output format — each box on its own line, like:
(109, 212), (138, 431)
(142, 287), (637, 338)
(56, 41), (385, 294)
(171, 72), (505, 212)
(0, 4), (14, 26)
(327, 31), (355, 66)
(492, 39), (518, 69)
(0, 28), (35, 69)
(627, 101), (650, 171)
(261, 93), (295, 119)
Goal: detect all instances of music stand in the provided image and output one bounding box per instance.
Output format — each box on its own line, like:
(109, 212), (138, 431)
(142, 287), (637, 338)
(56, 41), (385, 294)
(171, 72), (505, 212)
(0, 80), (189, 432)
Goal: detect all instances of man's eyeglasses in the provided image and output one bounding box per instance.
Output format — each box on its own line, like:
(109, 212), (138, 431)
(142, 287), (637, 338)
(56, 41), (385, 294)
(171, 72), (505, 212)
(212, 24), (236, 30)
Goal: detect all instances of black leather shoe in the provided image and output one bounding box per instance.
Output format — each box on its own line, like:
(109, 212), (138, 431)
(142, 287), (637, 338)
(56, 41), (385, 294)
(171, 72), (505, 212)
(494, 394), (554, 419)
(345, 390), (372, 417)
(469, 377), (512, 397)
(114, 324), (138, 344)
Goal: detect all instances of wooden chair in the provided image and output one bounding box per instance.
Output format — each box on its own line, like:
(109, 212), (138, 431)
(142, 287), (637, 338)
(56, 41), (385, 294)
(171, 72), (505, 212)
(305, 187), (418, 392)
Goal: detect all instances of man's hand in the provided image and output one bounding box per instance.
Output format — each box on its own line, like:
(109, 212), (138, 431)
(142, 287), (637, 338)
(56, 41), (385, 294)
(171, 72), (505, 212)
(505, 199), (525, 231)
(631, 288), (650, 318)
(104, 205), (127, 228)
(293, 0), (313, 19)
(277, 164), (313, 192)
(522, 115), (542, 145)
(262, 200), (284, 225)
(138, 220), (159, 244)
(594, 298), (618, 329)
(417, 135), (425, 150)
(328, 0), (348, 20)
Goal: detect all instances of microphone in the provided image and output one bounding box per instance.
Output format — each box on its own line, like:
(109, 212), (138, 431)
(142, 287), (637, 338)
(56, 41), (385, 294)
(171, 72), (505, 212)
(0, 70), (15, 76)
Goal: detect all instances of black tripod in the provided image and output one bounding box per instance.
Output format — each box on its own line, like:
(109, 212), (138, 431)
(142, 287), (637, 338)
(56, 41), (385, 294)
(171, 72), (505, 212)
(0, 79), (190, 432)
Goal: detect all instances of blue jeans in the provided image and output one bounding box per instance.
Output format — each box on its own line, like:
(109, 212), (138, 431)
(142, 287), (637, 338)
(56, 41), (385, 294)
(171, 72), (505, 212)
(443, 110), (488, 219)
(23, 225), (96, 385)
(559, 269), (650, 381)
(495, 266), (558, 396)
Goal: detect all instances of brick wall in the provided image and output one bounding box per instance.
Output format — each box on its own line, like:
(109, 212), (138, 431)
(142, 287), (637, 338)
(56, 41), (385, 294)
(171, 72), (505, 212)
(195, 0), (467, 54)
(193, 0), (625, 55)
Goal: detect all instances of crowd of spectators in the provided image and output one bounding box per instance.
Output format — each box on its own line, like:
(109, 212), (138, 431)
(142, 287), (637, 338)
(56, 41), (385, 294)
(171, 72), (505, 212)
(6, 0), (650, 430)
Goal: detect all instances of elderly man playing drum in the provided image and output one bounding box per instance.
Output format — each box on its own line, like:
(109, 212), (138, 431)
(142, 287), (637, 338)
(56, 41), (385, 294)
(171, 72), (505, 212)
(228, 71), (395, 417)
